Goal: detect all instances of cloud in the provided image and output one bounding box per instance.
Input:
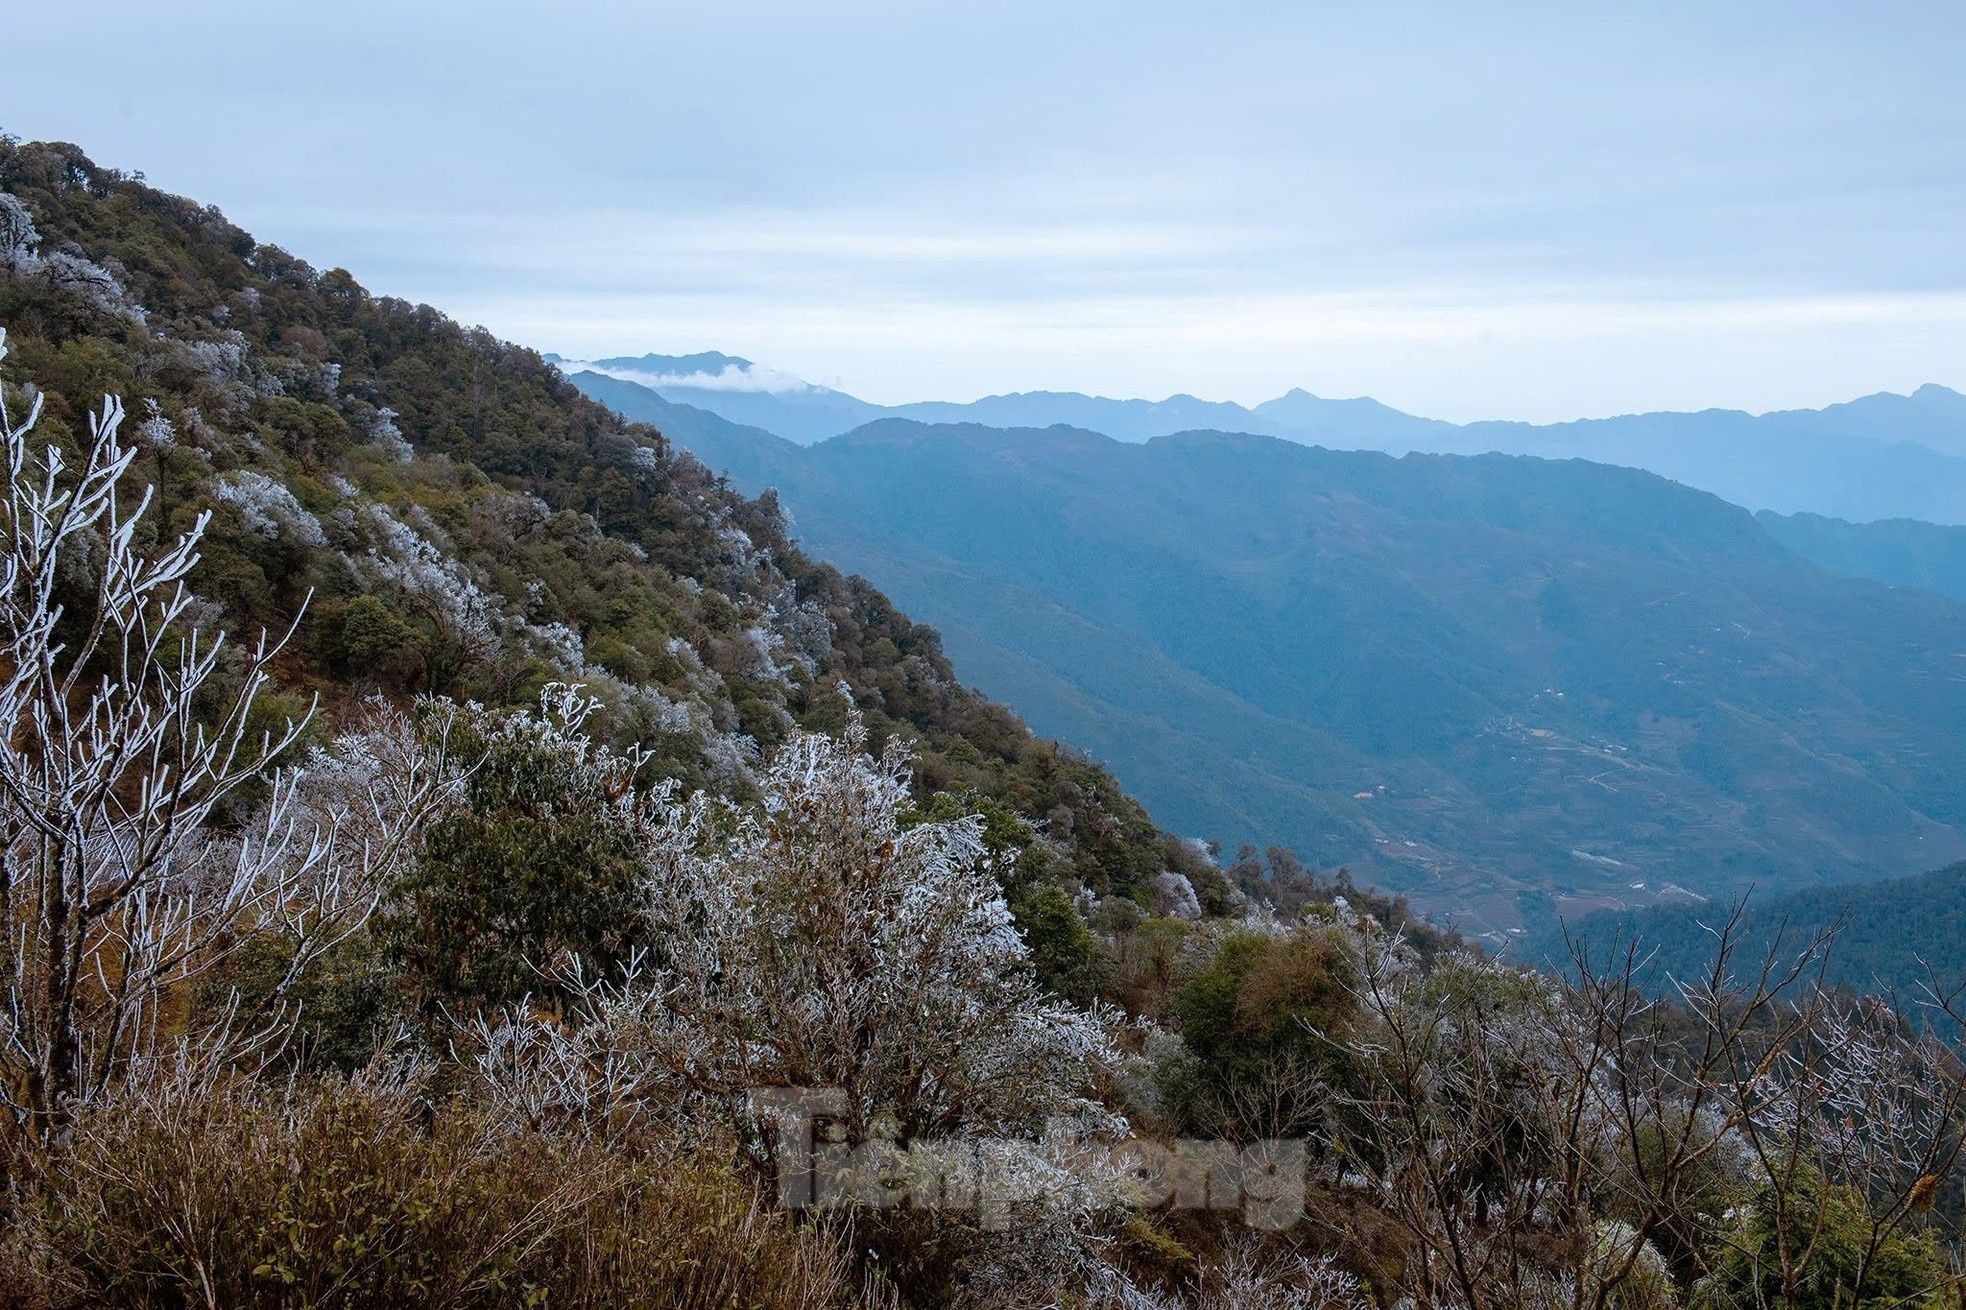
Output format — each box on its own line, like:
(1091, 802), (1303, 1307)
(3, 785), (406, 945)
(491, 283), (1966, 424)
(560, 361), (816, 395)
(30, 3), (1960, 420)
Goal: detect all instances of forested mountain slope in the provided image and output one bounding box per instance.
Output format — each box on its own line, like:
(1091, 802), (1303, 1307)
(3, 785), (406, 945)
(1758, 510), (1966, 603)
(0, 137), (1213, 908)
(1537, 860), (1966, 1003)
(576, 377), (1966, 944)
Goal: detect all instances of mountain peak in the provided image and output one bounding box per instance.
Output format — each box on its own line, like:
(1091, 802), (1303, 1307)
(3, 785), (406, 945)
(591, 350), (755, 374)
(561, 351), (826, 399)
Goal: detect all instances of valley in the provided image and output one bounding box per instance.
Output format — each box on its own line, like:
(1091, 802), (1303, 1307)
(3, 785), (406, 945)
(571, 371), (1966, 944)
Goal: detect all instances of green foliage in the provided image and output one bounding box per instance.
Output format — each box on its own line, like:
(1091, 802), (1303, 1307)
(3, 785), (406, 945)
(375, 708), (649, 1013)
(1009, 883), (1113, 1006)
(195, 932), (397, 1076)
(1693, 1169), (1956, 1310)
(329, 594), (424, 683)
(1169, 927), (1362, 1139)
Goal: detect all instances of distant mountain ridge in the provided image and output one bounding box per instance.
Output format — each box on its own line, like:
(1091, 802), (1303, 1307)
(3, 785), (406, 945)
(1531, 859), (1966, 1002)
(568, 372), (1966, 945)
(1757, 512), (1966, 603)
(559, 354), (1966, 524)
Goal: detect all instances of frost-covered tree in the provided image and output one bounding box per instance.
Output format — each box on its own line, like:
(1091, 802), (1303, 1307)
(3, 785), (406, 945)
(649, 707), (1116, 1137)
(478, 697), (1116, 1145)
(210, 469), (326, 546)
(0, 191), (145, 321)
(1338, 940), (1609, 1309)
(0, 349), (454, 1138)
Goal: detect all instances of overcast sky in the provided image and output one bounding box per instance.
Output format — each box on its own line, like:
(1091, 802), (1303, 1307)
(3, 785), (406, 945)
(6, 2), (1965, 420)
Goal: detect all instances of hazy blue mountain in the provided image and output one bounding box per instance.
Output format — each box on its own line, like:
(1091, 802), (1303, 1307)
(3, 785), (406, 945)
(1251, 389), (1458, 448)
(1757, 511), (1966, 602)
(886, 392), (1270, 442)
(580, 350), (754, 376)
(1453, 404), (1966, 525)
(571, 371), (1966, 945)
(1766, 383), (1966, 460)
(562, 359), (1966, 523)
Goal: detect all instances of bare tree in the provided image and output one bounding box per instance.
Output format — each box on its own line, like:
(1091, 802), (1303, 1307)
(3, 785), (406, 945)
(1337, 939), (1594, 1309)
(1337, 903), (1966, 1310)
(0, 347), (454, 1141)
(1546, 913), (1828, 1310)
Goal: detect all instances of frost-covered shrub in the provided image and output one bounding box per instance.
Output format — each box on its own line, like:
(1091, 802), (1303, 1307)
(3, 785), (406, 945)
(732, 622), (785, 681)
(0, 193), (34, 271)
(770, 586), (835, 674)
(366, 405), (412, 462)
(1154, 871), (1203, 921)
(182, 332), (249, 386)
(351, 502), (502, 675)
(482, 702), (1117, 1143)
(1197, 1245), (1371, 1310)
(211, 469), (326, 546)
(135, 398), (175, 450)
(40, 248), (146, 321)
(440, 694), (1134, 1302)
(527, 618), (589, 673)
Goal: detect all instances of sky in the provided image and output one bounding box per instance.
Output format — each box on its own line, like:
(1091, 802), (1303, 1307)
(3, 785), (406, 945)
(6, 1), (1966, 422)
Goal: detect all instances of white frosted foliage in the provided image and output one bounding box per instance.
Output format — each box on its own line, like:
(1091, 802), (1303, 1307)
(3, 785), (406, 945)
(478, 698), (1117, 1144)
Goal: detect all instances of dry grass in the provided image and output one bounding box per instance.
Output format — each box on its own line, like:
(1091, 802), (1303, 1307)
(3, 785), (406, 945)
(0, 1074), (853, 1309)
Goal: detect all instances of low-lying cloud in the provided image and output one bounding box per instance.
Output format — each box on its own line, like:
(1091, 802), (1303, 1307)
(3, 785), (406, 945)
(562, 361), (815, 395)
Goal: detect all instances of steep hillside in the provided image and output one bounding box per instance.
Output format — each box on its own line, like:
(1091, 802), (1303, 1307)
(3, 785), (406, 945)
(578, 383), (1966, 943)
(0, 137), (1216, 907)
